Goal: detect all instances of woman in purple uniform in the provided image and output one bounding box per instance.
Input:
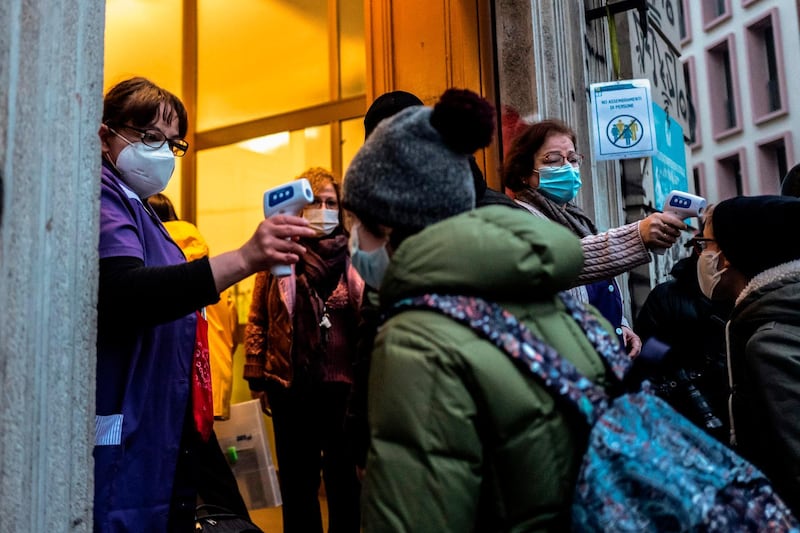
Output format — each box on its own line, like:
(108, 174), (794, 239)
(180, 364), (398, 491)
(94, 77), (314, 532)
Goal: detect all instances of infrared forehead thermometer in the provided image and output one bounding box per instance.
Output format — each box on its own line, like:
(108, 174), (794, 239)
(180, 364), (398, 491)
(653, 190), (707, 255)
(263, 178), (314, 277)
(663, 190), (707, 220)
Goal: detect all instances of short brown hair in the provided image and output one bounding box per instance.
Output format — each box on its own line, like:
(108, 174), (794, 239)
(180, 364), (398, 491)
(102, 77), (188, 138)
(502, 119), (577, 192)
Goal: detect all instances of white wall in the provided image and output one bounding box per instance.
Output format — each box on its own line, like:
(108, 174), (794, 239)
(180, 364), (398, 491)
(683, 0), (800, 202)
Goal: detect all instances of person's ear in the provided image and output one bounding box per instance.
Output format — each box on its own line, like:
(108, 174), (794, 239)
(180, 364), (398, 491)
(719, 252), (732, 270)
(382, 226), (396, 254)
(98, 124), (113, 155)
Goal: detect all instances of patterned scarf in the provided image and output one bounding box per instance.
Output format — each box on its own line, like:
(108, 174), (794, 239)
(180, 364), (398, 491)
(514, 187), (598, 238)
(191, 310), (213, 441)
(298, 232), (348, 301)
(291, 232), (348, 382)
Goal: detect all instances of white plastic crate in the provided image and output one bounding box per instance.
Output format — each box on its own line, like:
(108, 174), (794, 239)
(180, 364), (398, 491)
(214, 399), (282, 509)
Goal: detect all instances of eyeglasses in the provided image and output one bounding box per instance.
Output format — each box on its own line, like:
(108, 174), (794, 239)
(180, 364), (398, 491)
(540, 151), (585, 167)
(113, 124), (189, 157)
(688, 237), (716, 253)
(309, 197), (339, 210)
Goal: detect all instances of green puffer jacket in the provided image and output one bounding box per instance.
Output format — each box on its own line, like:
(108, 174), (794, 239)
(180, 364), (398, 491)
(363, 206), (617, 533)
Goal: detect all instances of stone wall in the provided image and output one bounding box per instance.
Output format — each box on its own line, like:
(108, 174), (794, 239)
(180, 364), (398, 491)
(0, 1), (105, 531)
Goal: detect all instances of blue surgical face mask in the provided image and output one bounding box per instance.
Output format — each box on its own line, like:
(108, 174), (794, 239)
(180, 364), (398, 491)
(535, 164), (582, 204)
(348, 223), (390, 289)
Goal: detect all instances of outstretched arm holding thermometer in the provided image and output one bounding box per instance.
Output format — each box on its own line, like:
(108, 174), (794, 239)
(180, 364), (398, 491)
(637, 191), (702, 253)
(663, 190), (707, 220)
(208, 179), (315, 292)
(262, 178), (314, 276)
(648, 190), (706, 255)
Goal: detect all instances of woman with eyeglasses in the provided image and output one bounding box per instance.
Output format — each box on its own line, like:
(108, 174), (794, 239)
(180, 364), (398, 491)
(503, 119), (687, 357)
(95, 77), (315, 532)
(698, 196), (800, 516)
(244, 167), (364, 533)
(631, 212), (733, 444)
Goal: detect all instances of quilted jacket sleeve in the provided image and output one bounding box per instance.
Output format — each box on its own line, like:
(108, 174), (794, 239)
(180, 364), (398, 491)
(362, 307), (604, 532)
(363, 314), (484, 532)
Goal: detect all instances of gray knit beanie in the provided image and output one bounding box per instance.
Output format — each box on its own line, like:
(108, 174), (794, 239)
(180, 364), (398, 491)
(343, 88), (495, 233)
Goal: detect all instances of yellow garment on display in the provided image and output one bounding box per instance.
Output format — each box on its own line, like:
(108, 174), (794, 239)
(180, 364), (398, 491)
(164, 220), (238, 420)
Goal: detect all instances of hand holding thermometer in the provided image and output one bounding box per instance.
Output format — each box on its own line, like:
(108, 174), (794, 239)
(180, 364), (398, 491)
(263, 178), (314, 277)
(653, 190), (707, 255)
(663, 190), (707, 220)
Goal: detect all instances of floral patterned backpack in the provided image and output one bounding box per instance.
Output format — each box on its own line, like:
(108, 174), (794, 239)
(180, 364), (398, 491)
(390, 292), (799, 532)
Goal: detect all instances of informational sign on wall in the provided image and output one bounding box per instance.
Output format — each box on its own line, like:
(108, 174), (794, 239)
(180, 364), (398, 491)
(630, 10), (691, 135)
(651, 103), (688, 210)
(591, 79), (658, 161)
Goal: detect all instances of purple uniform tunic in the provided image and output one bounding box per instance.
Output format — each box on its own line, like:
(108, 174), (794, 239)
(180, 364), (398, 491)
(94, 162), (197, 532)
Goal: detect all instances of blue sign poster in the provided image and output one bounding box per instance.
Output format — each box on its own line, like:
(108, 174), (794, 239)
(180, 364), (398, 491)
(591, 79), (658, 160)
(651, 103), (688, 211)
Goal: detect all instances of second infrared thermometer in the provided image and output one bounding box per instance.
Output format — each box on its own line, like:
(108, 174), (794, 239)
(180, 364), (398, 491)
(663, 190), (707, 220)
(653, 190), (707, 255)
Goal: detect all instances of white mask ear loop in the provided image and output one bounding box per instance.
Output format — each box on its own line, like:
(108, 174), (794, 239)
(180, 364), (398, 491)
(104, 127), (127, 170)
(109, 127), (133, 146)
(112, 140), (176, 198)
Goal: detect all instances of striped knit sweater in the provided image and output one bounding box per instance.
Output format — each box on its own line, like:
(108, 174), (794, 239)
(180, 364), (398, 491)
(514, 199), (650, 286)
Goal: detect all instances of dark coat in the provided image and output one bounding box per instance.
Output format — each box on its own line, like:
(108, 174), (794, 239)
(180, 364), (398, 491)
(726, 260), (800, 516)
(633, 255), (732, 443)
(244, 261), (364, 389)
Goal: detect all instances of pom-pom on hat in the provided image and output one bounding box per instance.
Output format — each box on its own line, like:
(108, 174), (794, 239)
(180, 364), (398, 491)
(713, 195), (800, 278)
(343, 88), (496, 234)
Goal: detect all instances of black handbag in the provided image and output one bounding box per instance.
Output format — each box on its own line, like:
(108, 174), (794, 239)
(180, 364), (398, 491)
(194, 504), (265, 533)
